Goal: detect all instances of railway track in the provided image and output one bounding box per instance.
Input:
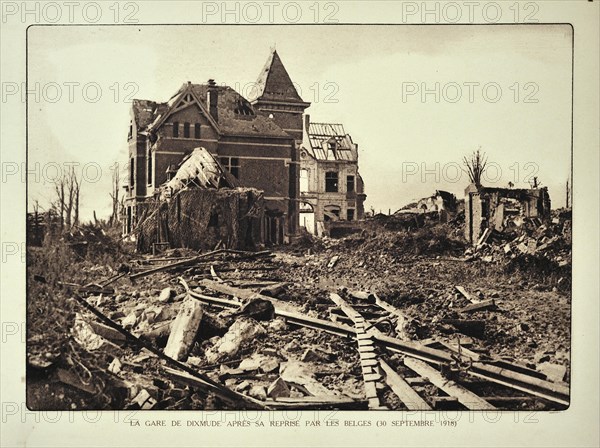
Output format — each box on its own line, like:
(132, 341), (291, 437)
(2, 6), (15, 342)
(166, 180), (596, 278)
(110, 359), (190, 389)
(70, 257), (569, 411)
(326, 290), (569, 410)
(187, 278), (569, 410)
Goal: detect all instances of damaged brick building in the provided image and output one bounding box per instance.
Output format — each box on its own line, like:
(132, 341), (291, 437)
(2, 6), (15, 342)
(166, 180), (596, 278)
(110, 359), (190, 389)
(464, 182), (552, 245)
(125, 50), (310, 246)
(298, 118), (366, 235)
(124, 49), (366, 247)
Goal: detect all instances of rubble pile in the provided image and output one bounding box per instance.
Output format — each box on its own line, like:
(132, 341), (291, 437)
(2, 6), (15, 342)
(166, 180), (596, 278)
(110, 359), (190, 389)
(468, 209), (572, 290)
(27, 209), (571, 411)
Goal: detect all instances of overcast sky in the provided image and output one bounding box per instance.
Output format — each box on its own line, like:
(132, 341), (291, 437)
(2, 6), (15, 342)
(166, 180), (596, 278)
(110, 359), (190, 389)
(27, 24), (572, 220)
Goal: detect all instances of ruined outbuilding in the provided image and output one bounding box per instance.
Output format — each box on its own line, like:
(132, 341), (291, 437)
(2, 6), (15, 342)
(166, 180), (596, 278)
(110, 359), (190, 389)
(134, 148), (265, 253)
(464, 183), (551, 244)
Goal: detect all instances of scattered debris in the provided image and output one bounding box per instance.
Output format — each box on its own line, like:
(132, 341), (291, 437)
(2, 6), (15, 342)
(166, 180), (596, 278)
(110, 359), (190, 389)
(27, 201), (571, 411)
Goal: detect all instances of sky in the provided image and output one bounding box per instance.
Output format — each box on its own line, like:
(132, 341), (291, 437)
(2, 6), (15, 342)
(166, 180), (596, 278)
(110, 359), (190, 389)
(27, 24), (572, 220)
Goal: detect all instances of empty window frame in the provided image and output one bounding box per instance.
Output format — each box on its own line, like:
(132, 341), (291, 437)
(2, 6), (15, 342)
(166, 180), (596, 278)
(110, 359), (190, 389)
(347, 209), (355, 221)
(194, 123), (201, 139)
(183, 122), (190, 138)
(325, 171), (339, 192)
(172, 122), (179, 138)
(347, 175), (355, 193)
(220, 157), (240, 179)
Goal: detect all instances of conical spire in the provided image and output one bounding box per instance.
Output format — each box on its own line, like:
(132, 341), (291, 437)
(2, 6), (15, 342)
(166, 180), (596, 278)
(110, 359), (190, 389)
(253, 49), (304, 103)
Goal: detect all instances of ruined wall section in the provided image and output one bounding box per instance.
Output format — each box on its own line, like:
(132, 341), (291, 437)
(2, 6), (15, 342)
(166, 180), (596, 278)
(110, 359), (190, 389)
(136, 188), (264, 253)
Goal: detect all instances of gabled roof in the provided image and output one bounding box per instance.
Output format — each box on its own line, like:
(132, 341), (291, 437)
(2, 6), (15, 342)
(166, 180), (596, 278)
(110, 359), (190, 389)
(252, 49), (305, 104)
(132, 82), (290, 138)
(303, 122), (358, 162)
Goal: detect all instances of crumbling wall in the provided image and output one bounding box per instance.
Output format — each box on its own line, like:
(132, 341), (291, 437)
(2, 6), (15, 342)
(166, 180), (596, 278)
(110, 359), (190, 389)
(136, 188), (264, 252)
(465, 185), (551, 244)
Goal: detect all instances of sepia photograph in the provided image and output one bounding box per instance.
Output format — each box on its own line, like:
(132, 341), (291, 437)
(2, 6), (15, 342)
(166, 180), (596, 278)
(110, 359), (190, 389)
(23, 23), (576, 413)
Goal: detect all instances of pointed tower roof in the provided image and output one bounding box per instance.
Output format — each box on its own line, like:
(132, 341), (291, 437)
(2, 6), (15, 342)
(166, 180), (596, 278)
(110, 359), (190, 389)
(253, 49), (306, 104)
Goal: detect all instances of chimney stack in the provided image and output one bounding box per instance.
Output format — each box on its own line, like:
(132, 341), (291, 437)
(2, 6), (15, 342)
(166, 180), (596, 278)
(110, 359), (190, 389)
(304, 114), (310, 132)
(207, 79), (218, 122)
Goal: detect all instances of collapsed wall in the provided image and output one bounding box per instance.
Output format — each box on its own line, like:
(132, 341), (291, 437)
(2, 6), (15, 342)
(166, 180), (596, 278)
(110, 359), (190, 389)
(464, 183), (551, 245)
(136, 188), (264, 253)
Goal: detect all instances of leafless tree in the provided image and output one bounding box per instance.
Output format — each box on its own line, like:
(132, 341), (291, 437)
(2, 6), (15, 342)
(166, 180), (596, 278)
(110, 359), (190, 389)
(54, 178), (66, 230)
(463, 148), (488, 188)
(52, 167), (81, 230)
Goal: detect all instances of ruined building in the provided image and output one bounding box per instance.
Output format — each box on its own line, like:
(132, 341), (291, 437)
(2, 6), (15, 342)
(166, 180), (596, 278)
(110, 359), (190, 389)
(298, 117), (366, 235)
(124, 49), (365, 245)
(416, 190), (458, 222)
(464, 183), (551, 245)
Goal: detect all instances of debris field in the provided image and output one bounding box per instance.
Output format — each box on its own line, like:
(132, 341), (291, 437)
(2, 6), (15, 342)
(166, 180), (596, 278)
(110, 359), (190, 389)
(26, 213), (571, 412)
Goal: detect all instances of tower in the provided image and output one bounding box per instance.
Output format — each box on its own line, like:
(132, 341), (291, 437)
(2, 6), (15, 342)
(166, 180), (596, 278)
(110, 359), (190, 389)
(251, 49), (311, 142)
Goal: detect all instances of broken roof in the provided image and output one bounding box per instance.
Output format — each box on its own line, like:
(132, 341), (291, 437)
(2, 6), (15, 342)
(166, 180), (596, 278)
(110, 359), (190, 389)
(132, 83), (291, 139)
(251, 49), (305, 104)
(161, 147), (239, 200)
(132, 99), (166, 130)
(465, 182), (549, 199)
(303, 122), (358, 162)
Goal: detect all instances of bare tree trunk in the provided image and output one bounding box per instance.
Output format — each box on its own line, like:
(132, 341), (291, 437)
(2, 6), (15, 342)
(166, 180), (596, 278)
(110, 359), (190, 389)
(54, 181), (66, 230)
(73, 171), (80, 226)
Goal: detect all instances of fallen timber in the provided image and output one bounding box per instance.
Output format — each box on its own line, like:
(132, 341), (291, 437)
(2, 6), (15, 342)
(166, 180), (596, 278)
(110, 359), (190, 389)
(70, 293), (266, 410)
(129, 249), (271, 281)
(379, 359), (432, 410)
(187, 287), (569, 407)
(403, 357), (496, 410)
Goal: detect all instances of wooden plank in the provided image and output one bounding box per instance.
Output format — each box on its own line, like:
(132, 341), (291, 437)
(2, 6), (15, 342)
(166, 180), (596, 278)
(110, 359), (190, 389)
(404, 357), (496, 410)
(364, 381), (378, 400)
(361, 366), (376, 376)
(455, 285), (480, 304)
(379, 360), (432, 410)
(361, 359), (379, 367)
(363, 373), (382, 382)
(200, 279), (268, 301)
(458, 299), (496, 313)
(130, 249), (271, 281)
